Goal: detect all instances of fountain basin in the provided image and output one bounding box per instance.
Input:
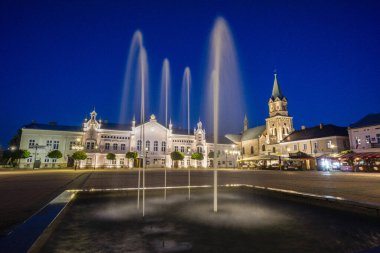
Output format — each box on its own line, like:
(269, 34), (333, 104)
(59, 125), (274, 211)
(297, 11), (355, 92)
(32, 187), (380, 252)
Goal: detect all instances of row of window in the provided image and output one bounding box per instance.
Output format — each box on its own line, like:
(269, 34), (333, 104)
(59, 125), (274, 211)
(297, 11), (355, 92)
(29, 140), (59, 149)
(104, 143), (126, 151)
(137, 140), (166, 152)
(101, 135), (130, 140)
(173, 139), (193, 143)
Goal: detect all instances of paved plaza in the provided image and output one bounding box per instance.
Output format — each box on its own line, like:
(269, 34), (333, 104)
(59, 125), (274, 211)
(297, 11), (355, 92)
(1, 169), (380, 235)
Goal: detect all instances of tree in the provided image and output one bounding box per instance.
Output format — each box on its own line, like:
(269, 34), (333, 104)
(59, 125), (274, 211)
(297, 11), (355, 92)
(208, 151), (214, 159)
(72, 151), (87, 170)
(191, 152), (204, 161)
(170, 151), (184, 168)
(106, 153), (116, 161)
(126, 151), (138, 168)
(12, 149), (31, 168)
(47, 150), (63, 159)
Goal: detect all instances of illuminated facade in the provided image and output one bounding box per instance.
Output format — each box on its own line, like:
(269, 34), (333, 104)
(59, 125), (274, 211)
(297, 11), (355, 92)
(18, 112), (236, 169)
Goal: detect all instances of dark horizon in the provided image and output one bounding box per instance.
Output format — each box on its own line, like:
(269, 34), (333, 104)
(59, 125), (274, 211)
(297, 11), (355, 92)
(1, 0), (379, 148)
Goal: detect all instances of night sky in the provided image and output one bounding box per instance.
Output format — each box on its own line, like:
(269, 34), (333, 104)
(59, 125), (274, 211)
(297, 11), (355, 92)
(1, 0), (379, 148)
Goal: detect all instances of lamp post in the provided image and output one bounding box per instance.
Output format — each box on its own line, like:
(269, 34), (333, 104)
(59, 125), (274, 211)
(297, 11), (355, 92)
(225, 149), (228, 168)
(143, 147), (148, 217)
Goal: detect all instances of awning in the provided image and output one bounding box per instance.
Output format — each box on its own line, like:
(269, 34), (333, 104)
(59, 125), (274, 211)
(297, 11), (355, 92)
(339, 152), (380, 160)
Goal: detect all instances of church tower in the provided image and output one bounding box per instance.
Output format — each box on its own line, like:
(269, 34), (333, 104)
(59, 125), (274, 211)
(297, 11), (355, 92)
(265, 73), (293, 144)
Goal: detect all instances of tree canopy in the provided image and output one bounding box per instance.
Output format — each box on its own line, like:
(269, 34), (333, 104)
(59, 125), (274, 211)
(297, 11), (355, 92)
(191, 152), (204, 160)
(72, 151), (87, 161)
(106, 153), (116, 160)
(170, 151), (184, 161)
(47, 150), (63, 159)
(126, 151), (138, 159)
(12, 149), (31, 160)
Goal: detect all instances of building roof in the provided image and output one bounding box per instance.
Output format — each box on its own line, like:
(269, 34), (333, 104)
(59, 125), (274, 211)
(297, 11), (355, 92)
(101, 122), (132, 131)
(271, 73), (284, 100)
(206, 135), (234, 145)
(172, 128), (190, 135)
(282, 124), (348, 143)
(225, 125), (266, 143)
(23, 123), (82, 132)
(349, 113), (380, 128)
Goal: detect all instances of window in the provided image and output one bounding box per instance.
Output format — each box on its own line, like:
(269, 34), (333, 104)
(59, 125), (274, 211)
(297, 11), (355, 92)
(314, 143), (318, 150)
(272, 147), (276, 153)
(53, 140), (59, 150)
(197, 147), (202, 153)
(327, 140), (332, 149)
(294, 145), (297, 151)
(250, 146), (254, 154)
(86, 142), (91, 149)
(175, 146), (178, 152)
(262, 145), (265, 151)
(121, 144), (126, 151)
(86, 158), (92, 164)
(187, 160), (190, 166)
(137, 140), (141, 151)
(105, 143), (110, 150)
(377, 134), (380, 143)
(365, 135), (370, 144)
(46, 140), (53, 148)
(52, 158), (57, 163)
(161, 141), (166, 152)
(27, 157), (33, 163)
(113, 143), (118, 150)
(44, 158), (49, 163)
(146, 141), (150, 151)
(242, 147), (245, 154)
(69, 141), (76, 150)
(120, 158), (124, 165)
(29, 140), (35, 148)
(303, 144), (307, 151)
(154, 141), (158, 151)
(180, 146), (185, 153)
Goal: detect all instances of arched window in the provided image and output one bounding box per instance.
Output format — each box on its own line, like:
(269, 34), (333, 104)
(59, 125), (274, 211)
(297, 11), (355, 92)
(282, 127), (285, 135)
(146, 140), (150, 151)
(161, 141), (166, 152)
(137, 140), (141, 151)
(262, 145), (266, 151)
(250, 146), (254, 154)
(242, 147), (245, 155)
(274, 128), (277, 136)
(272, 147), (276, 153)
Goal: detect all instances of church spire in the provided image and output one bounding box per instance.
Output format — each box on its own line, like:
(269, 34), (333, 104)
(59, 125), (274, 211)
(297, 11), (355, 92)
(271, 72), (283, 100)
(244, 114), (248, 131)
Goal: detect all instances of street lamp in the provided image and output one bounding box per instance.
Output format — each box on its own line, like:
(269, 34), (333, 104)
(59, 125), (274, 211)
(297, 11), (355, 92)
(225, 149), (228, 168)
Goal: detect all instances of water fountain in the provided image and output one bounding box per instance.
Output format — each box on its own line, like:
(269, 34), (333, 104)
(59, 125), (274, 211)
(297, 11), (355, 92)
(119, 30), (143, 124)
(182, 67), (191, 199)
(206, 17), (245, 212)
(160, 58), (171, 200)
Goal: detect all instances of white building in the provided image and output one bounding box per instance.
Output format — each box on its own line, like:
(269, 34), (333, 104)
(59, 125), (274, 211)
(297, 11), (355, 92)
(19, 111), (237, 169)
(348, 113), (380, 153)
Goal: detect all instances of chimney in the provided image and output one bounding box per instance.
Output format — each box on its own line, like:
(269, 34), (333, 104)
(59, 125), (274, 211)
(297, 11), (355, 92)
(319, 123), (323, 129)
(301, 125), (306, 130)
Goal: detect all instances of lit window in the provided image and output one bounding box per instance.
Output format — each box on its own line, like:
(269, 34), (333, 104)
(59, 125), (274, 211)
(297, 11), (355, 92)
(161, 141), (166, 152)
(29, 140), (35, 148)
(53, 140), (59, 150)
(146, 141), (150, 151)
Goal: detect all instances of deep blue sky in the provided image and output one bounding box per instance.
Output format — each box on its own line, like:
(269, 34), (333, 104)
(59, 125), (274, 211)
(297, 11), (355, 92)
(1, 0), (379, 148)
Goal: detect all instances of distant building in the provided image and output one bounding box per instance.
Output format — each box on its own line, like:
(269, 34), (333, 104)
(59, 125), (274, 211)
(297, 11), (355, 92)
(18, 111), (236, 169)
(226, 73), (294, 163)
(348, 113), (380, 153)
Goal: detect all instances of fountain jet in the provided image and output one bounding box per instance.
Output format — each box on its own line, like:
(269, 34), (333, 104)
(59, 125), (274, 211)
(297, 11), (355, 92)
(119, 30), (143, 124)
(206, 17), (245, 212)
